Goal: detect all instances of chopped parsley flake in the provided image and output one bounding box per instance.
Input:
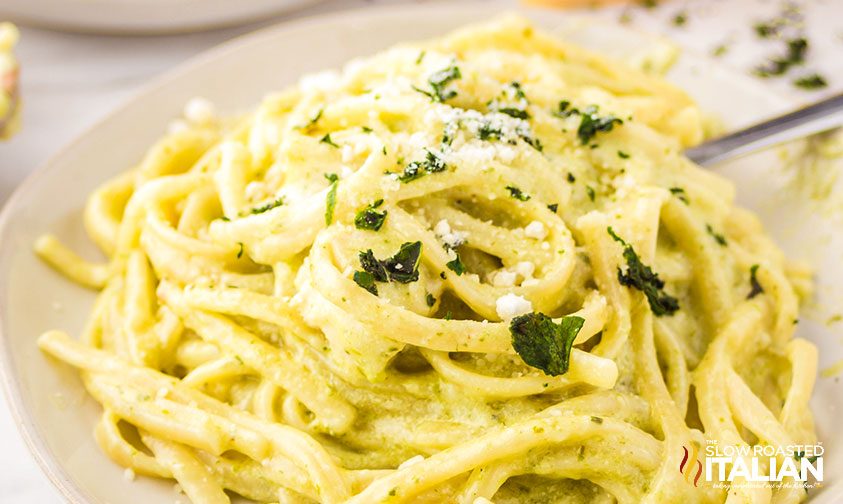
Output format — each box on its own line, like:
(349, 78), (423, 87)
(706, 224), (728, 246)
(793, 73), (828, 89)
(320, 133), (339, 148)
(398, 150), (448, 182)
(547, 203), (559, 213)
(354, 199), (388, 231)
(755, 37), (809, 78)
(249, 197), (285, 215)
(608, 227), (679, 317)
(353, 271), (378, 295)
(355, 242), (423, 294)
(506, 185), (531, 201)
(577, 106), (623, 145)
(567, 173), (576, 183)
(586, 186), (596, 202)
(298, 108), (322, 130)
(361, 126), (373, 133)
(414, 64), (461, 102)
(236, 242), (244, 259)
(748, 264), (764, 299)
(324, 173), (339, 225)
(426, 293), (436, 307)
(510, 312), (585, 376)
(415, 51), (425, 65)
(618, 150), (630, 159)
(477, 120), (502, 141)
(446, 254), (466, 276)
(554, 100), (578, 118)
(489, 81), (530, 120)
(669, 187), (689, 204)
(591, 416), (604, 424)
(672, 11), (688, 27)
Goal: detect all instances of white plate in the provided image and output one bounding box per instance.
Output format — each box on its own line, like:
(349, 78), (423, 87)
(0, 4), (841, 503)
(0, 0), (324, 35)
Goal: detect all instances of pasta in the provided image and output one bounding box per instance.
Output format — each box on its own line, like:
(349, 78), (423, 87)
(35, 16), (818, 504)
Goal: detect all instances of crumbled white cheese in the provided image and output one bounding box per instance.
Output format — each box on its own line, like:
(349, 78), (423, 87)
(473, 498), (494, 504)
(183, 97), (216, 125)
(340, 165), (354, 179)
(341, 145), (354, 163)
(495, 293), (533, 320)
(514, 261), (535, 279)
(433, 219), (468, 249)
(541, 242), (551, 250)
(156, 387), (169, 399)
(492, 270), (517, 287)
(524, 220), (547, 240)
(458, 142), (496, 164)
(398, 455), (425, 470)
(123, 468), (136, 482)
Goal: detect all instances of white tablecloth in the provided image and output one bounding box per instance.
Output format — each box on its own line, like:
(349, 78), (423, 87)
(0, 0), (840, 501)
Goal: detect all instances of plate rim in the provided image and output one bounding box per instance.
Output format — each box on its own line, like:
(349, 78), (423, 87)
(0, 3), (809, 503)
(0, 0), (325, 35)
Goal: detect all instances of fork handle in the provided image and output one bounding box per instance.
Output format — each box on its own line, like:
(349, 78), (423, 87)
(685, 92), (843, 166)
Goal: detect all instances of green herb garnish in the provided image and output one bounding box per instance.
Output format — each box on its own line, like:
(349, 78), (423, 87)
(298, 108), (322, 130)
(426, 293), (436, 307)
(755, 37), (809, 77)
(793, 73), (828, 89)
(553, 100), (578, 118)
(608, 227), (679, 316)
(586, 186), (596, 202)
(413, 64), (461, 102)
(669, 187), (689, 204)
(320, 133), (339, 148)
(353, 271), (378, 295)
(249, 197), (285, 215)
(672, 11), (688, 27)
(567, 173), (576, 183)
(398, 150), (447, 182)
(577, 105), (622, 145)
(706, 224), (728, 246)
(510, 313), (585, 376)
(446, 254), (466, 276)
(618, 150), (630, 159)
(354, 199), (388, 231)
(506, 185), (531, 201)
(748, 264), (764, 299)
(324, 173), (339, 225)
(236, 242), (244, 259)
(547, 203), (559, 213)
(489, 81), (530, 119)
(355, 242), (423, 293)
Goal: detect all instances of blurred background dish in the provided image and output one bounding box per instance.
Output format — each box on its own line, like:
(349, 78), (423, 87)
(0, 0), (325, 35)
(0, 23), (19, 139)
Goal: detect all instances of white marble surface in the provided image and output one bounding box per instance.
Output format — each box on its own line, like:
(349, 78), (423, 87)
(0, 0), (840, 501)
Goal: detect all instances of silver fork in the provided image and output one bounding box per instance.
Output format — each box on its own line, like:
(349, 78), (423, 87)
(684, 92), (843, 166)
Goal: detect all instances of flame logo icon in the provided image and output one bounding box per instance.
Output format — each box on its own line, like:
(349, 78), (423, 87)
(679, 445), (703, 487)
